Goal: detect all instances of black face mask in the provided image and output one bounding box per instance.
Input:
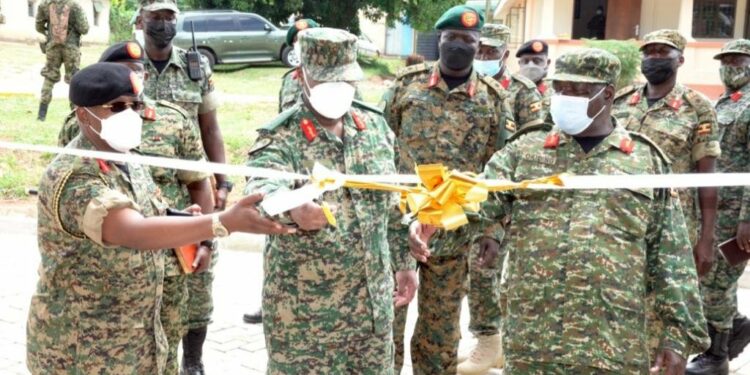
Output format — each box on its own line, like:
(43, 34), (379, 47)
(641, 58), (676, 85)
(145, 20), (177, 49)
(440, 41), (476, 71)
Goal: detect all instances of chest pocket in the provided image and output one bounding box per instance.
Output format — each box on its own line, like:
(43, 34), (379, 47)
(140, 142), (179, 184)
(647, 111), (692, 153)
(511, 153), (560, 222)
(599, 163), (653, 239)
(400, 94), (439, 146)
(170, 76), (203, 106)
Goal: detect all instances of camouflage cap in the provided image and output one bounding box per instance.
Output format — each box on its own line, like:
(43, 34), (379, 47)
(435, 5), (484, 31)
(480, 23), (511, 48)
(641, 29), (686, 51)
(139, 0), (179, 14)
(714, 39), (750, 59)
(286, 19), (320, 46)
(551, 48), (621, 85)
(299, 27), (363, 82)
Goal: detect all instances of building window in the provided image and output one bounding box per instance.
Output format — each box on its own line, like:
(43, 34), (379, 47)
(693, 0), (737, 38)
(28, 0), (36, 17)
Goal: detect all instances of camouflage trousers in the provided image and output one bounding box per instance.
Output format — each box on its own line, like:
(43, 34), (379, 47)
(504, 361), (644, 374)
(266, 331), (394, 374)
(394, 251), (468, 374)
(467, 242), (503, 336)
(393, 293), (409, 373)
(40, 44), (81, 105)
(162, 273), (188, 375)
(701, 251), (748, 331)
(186, 248), (218, 330)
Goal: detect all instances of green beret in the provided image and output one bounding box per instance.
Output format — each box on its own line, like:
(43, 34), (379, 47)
(286, 18), (319, 46)
(714, 39), (750, 59)
(435, 5), (483, 31)
(641, 29), (686, 51)
(98, 41), (146, 64)
(299, 28), (363, 82)
(70, 63), (143, 107)
(551, 48), (621, 85)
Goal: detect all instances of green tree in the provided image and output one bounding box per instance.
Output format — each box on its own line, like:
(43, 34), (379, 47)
(109, 0), (139, 43)
(583, 39), (642, 90)
(184, 0), (463, 34)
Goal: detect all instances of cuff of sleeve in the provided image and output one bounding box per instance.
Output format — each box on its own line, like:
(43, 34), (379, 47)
(177, 169), (211, 185)
(198, 92), (219, 114)
(740, 203), (750, 223)
(691, 142), (721, 163)
(82, 190), (139, 247)
(661, 324), (707, 359)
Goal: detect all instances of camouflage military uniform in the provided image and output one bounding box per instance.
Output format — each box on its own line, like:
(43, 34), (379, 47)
(483, 121), (709, 372)
(613, 83), (720, 240)
(28, 135), (168, 374)
(498, 70), (544, 129)
(36, 0), (89, 106)
(536, 78), (553, 120)
(702, 50), (750, 333)
(384, 56), (515, 371)
(143, 43), (220, 334)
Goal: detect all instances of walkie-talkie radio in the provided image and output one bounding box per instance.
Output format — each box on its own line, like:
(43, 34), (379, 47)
(186, 21), (203, 81)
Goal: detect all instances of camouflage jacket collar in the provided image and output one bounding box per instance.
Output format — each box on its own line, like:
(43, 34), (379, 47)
(550, 117), (633, 155)
(146, 46), (186, 74)
(295, 104), (362, 143)
(633, 82), (687, 112)
(718, 81), (750, 104)
(428, 62), (480, 97)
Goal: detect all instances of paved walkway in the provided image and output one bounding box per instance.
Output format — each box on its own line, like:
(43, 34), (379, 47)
(2, 209), (750, 374)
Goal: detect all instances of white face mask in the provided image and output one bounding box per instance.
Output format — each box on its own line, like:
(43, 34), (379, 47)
(84, 107), (143, 152)
(473, 59), (502, 77)
(302, 69), (356, 120)
(549, 86), (607, 135)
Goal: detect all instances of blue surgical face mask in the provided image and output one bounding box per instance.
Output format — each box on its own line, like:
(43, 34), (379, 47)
(473, 59), (502, 77)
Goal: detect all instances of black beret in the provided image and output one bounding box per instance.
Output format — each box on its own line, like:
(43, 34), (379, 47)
(516, 39), (549, 57)
(69, 63), (143, 107)
(98, 41), (146, 63)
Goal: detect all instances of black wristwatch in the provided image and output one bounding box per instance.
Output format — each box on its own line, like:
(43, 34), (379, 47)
(217, 180), (234, 192)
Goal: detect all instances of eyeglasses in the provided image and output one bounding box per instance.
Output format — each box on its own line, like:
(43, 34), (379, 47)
(101, 101), (145, 113)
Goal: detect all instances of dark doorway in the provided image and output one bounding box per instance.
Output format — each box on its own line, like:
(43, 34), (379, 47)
(572, 0), (608, 39)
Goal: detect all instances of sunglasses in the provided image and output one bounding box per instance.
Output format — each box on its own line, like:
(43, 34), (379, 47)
(101, 101), (145, 113)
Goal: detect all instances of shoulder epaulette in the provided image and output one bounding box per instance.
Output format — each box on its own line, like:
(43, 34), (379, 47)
(352, 99), (383, 115)
(507, 122), (553, 143)
(511, 73), (537, 90)
(614, 84), (640, 100)
(629, 131), (672, 165)
(395, 63), (431, 80)
(480, 75), (508, 99)
(155, 100), (190, 119)
(260, 104), (300, 132)
(682, 87), (714, 116)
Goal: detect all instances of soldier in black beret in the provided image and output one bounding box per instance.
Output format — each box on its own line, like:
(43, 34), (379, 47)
(516, 39), (553, 114)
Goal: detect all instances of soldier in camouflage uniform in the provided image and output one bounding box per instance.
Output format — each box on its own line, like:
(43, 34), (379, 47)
(28, 62), (291, 375)
(35, 0), (89, 121)
(67, 41), (216, 375)
(516, 39), (553, 117)
(278, 18), (320, 113)
(382, 6), (516, 374)
(411, 47), (710, 375)
(244, 27), (418, 374)
(137, 2), (229, 372)
(612, 30), (721, 359)
(686, 39), (750, 375)
(459, 22), (543, 375)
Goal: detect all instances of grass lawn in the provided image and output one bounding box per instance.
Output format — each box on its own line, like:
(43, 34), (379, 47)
(0, 43), (403, 200)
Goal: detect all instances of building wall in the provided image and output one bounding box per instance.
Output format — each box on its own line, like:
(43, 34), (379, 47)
(359, 11), (387, 52)
(0, 0), (110, 44)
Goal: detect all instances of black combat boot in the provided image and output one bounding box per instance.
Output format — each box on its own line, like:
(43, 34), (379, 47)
(181, 326), (207, 375)
(37, 103), (48, 122)
(242, 309), (262, 324)
(730, 314), (750, 359)
(686, 325), (730, 375)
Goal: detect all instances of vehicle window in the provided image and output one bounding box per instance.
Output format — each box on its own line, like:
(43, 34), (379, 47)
(237, 15), (267, 31)
(184, 17), (209, 32)
(206, 16), (238, 32)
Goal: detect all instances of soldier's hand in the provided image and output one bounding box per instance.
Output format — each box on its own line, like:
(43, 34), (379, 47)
(192, 245), (212, 273)
(650, 349), (685, 375)
(408, 221), (436, 263)
(290, 201), (329, 231)
(214, 187), (229, 211)
(184, 204), (203, 216)
(393, 269), (418, 308)
(220, 193), (296, 235)
(477, 236), (501, 269)
(693, 237), (714, 277)
(737, 222), (750, 252)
